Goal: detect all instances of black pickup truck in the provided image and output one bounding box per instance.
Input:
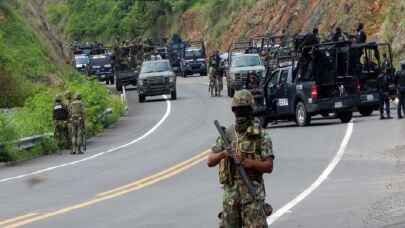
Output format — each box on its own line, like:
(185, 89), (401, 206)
(258, 43), (357, 127)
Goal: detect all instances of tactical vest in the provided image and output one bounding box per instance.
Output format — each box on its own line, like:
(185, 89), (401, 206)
(219, 125), (264, 185)
(53, 103), (68, 121)
(70, 100), (83, 119)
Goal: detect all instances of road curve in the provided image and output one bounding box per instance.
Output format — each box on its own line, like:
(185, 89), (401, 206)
(1, 77), (404, 228)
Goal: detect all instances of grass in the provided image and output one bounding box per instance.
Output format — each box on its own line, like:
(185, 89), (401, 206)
(0, 3), (125, 162)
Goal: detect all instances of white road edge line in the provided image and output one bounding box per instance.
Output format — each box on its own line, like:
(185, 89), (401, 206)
(0, 95), (171, 184)
(268, 121), (354, 225)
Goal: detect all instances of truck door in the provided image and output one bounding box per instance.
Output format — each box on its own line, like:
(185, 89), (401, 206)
(265, 70), (279, 112)
(276, 69), (292, 114)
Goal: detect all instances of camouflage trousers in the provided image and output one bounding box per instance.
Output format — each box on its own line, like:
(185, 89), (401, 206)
(70, 119), (83, 154)
(54, 120), (68, 149)
(220, 180), (268, 228)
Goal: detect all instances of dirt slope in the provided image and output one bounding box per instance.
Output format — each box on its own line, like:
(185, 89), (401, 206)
(178, 0), (404, 63)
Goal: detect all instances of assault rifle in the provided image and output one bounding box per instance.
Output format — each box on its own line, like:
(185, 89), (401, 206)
(214, 120), (257, 198)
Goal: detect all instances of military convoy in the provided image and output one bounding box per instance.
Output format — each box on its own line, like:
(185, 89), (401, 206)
(226, 33), (394, 127)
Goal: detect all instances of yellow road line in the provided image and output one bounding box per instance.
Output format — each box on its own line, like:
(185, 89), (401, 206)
(5, 150), (210, 227)
(97, 150), (210, 197)
(0, 213), (38, 226)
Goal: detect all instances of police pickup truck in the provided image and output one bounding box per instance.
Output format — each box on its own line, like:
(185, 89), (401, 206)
(258, 44), (357, 127)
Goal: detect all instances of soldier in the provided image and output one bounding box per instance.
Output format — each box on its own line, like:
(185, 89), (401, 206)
(53, 94), (69, 150)
(377, 68), (392, 119)
(63, 91), (73, 149)
(396, 61), (405, 119)
(69, 93), (85, 154)
(355, 23), (367, 43)
(331, 27), (343, 42)
(207, 90), (274, 228)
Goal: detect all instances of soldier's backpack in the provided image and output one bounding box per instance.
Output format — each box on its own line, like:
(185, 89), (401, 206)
(70, 100), (83, 119)
(53, 104), (68, 120)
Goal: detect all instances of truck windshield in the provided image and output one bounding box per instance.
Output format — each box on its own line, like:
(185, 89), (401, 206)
(232, 55), (261, 67)
(185, 49), (203, 59)
(141, 61), (171, 73)
(75, 56), (89, 65)
(90, 55), (110, 66)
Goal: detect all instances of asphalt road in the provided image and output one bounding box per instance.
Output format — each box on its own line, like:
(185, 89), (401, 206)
(1, 76), (405, 228)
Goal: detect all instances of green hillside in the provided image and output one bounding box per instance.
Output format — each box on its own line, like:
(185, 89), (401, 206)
(0, 2), (123, 161)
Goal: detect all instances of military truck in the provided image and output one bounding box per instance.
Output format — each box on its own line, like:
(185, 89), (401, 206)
(258, 42), (357, 127)
(348, 42), (394, 116)
(113, 44), (141, 91)
(227, 41), (266, 97)
(180, 41), (207, 77)
(167, 34), (187, 74)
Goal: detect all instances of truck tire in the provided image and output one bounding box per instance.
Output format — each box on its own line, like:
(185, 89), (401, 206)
(171, 90), (177, 100)
(116, 78), (123, 92)
(338, 111), (353, 123)
(295, 102), (311, 127)
(358, 107), (373, 116)
(139, 94), (145, 103)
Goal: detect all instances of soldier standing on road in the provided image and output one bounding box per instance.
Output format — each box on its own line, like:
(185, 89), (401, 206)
(64, 91), (73, 149)
(396, 61), (405, 119)
(53, 94), (69, 150)
(69, 93), (85, 154)
(378, 69), (392, 119)
(207, 90), (274, 228)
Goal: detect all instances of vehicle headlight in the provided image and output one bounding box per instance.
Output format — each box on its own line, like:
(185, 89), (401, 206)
(76, 64), (83, 68)
(92, 65), (100, 69)
(169, 76), (176, 83)
(104, 64), (112, 68)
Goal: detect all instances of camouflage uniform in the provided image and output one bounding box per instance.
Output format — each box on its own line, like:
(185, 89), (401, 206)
(69, 93), (85, 154)
(64, 91), (73, 149)
(212, 90), (274, 228)
(53, 95), (69, 149)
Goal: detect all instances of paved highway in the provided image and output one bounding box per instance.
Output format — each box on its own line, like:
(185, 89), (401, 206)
(1, 77), (405, 228)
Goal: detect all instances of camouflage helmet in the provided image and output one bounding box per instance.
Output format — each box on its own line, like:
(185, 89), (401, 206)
(74, 93), (81, 100)
(232, 89), (254, 108)
(55, 94), (63, 102)
(64, 91), (72, 100)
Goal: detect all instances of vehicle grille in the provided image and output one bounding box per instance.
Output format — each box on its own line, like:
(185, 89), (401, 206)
(235, 73), (248, 85)
(145, 76), (168, 85)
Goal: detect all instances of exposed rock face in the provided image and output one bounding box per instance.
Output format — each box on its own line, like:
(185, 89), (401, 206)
(177, 0), (404, 63)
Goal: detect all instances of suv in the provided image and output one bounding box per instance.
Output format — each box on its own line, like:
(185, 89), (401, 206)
(137, 60), (177, 102)
(259, 43), (357, 127)
(88, 54), (114, 84)
(227, 53), (265, 97)
(180, 47), (207, 77)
